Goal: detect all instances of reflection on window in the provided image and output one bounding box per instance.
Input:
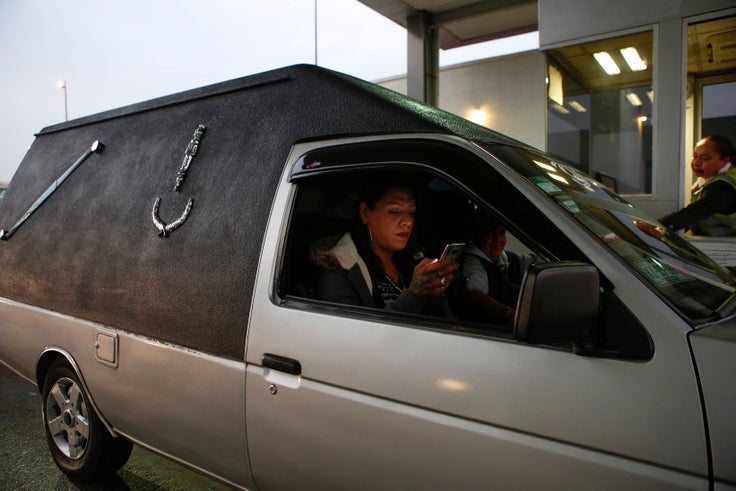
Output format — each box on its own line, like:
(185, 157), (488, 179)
(482, 143), (734, 321)
(546, 31), (653, 195)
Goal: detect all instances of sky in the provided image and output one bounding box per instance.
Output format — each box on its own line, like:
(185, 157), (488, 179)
(0, 0), (538, 182)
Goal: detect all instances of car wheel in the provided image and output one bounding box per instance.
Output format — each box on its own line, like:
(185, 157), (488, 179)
(42, 359), (133, 481)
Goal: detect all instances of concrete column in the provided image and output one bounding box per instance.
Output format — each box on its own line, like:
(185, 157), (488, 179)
(407, 11), (439, 105)
(634, 18), (684, 216)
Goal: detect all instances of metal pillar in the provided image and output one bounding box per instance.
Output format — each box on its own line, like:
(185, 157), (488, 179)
(407, 11), (439, 106)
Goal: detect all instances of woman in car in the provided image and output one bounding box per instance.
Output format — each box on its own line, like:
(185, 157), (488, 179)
(310, 172), (457, 314)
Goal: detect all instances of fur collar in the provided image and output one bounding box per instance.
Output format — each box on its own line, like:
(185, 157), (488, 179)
(310, 232), (373, 292)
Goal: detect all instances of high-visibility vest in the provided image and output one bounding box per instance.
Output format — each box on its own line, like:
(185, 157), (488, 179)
(691, 167), (736, 235)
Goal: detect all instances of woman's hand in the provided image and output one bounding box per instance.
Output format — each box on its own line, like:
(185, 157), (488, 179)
(408, 257), (459, 297)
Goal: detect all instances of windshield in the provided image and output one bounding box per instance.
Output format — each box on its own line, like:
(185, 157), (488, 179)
(481, 143), (736, 321)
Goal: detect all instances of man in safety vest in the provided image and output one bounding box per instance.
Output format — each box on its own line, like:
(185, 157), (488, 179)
(660, 135), (736, 236)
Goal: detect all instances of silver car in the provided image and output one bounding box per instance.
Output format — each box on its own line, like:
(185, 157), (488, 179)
(0, 65), (733, 489)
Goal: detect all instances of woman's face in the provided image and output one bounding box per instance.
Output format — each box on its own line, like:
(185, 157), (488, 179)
(691, 139), (730, 179)
(360, 186), (416, 256)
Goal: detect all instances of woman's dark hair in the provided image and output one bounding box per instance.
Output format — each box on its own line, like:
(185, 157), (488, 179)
(703, 135), (736, 162)
(350, 171), (419, 306)
(356, 171), (418, 209)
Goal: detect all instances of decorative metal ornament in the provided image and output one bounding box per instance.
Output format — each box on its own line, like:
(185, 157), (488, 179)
(0, 140), (105, 240)
(152, 124), (205, 237)
(152, 196), (194, 237)
(175, 124), (206, 191)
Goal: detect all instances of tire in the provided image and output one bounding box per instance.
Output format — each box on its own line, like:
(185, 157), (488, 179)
(41, 359), (133, 481)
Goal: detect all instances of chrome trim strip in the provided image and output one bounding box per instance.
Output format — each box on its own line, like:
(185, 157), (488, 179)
(0, 140), (105, 240)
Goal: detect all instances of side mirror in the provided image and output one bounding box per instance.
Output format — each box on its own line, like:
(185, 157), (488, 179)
(514, 262), (599, 344)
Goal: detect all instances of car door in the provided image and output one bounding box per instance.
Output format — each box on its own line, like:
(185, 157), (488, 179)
(244, 136), (709, 490)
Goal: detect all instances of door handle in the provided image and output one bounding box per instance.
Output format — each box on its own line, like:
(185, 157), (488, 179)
(262, 353), (302, 376)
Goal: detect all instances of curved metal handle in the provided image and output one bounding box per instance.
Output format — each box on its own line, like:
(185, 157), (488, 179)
(151, 196), (194, 237)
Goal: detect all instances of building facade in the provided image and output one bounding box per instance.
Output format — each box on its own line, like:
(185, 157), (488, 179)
(375, 1), (736, 218)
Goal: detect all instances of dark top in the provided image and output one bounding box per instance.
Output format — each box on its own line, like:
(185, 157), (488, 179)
(660, 180), (736, 234)
(451, 249), (524, 323)
(316, 263), (453, 316)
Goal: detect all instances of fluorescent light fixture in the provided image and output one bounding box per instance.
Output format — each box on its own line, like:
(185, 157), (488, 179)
(468, 108), (487, 125)
(533, 160), (556, 172)
(568, 100), (587, 112)
(548, 64), (564, 105)
(548, 173), (569, 185)
(647, 90), (654, 103)
(626, 93), (643, 106)
(620, 47), (647, 71)
(593, 51), (620, 75)
(551, 102), (569, 114)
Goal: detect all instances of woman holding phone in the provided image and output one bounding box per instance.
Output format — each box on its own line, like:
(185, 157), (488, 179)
(310, 172), (457, 314)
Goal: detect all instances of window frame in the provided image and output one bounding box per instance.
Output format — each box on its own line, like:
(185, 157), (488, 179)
(276, 137), (571, 337)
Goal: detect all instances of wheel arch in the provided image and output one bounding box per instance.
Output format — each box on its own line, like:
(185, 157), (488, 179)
(36, 347), (119, 437)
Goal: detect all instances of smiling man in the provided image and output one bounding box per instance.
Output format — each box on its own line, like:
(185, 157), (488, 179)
(660, 135), (736, 236)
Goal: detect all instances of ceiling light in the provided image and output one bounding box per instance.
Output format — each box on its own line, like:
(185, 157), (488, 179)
(551, 102), (569, 114)
(626, 93), (643, 106)
(468, 108), (487, 125)
(548, 64), (564, 105)
(533, 160), (556, 172)
(620, 47), (647, 71)
(638, 115), (648, 122)
(593, 52), (620, 75)
(548, 173), (569, 185)
(647, 90), (654, 103)
(568, 100), (587, 112)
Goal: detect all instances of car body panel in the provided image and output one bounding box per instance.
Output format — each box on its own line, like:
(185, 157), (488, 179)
(0, 65), (731, 489)
(689, 320), (736, 486)
(0, 298), (251, 489)
(242, 136), (710, 489)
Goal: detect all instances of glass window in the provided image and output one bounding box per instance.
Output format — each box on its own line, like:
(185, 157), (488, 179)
(277, 139), (654, 358)
(685, 15), (736, 206)
(701, 80), (736, 136)
(279, 140), (555, 335)
(689, 15), (736, 140)
(547, 32), (653, 195)
(482, 143), (735, 322)
(280, 165), (538, 333)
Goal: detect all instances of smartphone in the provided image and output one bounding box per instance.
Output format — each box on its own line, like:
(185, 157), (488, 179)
(440, 242), (467, 261)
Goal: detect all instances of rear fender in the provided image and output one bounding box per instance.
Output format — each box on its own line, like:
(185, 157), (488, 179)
(36, 347), (118, 437)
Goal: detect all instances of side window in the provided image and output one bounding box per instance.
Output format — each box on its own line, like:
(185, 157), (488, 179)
(278, 164), (543, 335)
(276, 139), (654, 361)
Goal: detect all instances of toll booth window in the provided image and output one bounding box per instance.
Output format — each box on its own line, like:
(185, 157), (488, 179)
(547, 31), (654, 194)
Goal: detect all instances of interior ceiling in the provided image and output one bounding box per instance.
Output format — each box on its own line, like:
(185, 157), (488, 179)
(688, 15), (736, 76)
(357, 0), (538, 49)
(359, 2), (736, 93)
(550, 15), (736, 94)
(550, 32), (655, 94)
